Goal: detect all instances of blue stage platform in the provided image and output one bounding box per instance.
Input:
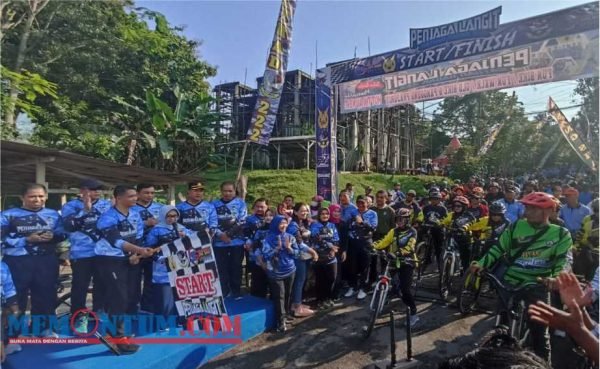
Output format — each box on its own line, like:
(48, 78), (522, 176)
(4, 295), (274, 369)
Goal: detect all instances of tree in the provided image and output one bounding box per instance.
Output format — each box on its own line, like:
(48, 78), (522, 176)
(2, 0), (218, 172)
(571, 77), (599, 158)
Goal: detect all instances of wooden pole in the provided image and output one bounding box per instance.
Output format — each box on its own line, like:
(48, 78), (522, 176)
(236, 140), (249, 182)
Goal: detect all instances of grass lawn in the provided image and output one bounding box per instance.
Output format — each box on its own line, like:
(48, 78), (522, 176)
(183, 169), (448, 204)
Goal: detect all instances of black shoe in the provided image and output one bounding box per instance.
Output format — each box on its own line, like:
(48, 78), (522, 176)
(116, 343), (140, 354)
(275, 323), (287, 333)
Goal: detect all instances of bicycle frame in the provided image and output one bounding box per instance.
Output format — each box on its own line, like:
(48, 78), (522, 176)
(369, 262), (392, 313)
(442, 235), (461, 276)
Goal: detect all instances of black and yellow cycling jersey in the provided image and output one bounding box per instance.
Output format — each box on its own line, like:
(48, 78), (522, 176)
(373, 226), (418, 268)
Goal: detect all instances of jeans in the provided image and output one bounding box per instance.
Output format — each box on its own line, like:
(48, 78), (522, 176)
(291, 258), (310, 305)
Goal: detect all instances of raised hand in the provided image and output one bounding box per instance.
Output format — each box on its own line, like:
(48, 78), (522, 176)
(557, 271), (592, 307)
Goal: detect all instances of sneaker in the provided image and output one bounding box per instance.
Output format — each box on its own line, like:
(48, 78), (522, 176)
(74, 315), (88, 334)
(116, 343), (140, 354)
(40, 329), (58, 338)
(275, 323), (287, 333)
(5, 343), (22, 355)
(409, 314), (420, 327)
(356, 289), (367, 300)
(344, 288), (356, 298)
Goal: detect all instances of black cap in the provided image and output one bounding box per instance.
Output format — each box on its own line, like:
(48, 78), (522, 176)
(188, 181), (205, 190)
(80, 179), (103, 190)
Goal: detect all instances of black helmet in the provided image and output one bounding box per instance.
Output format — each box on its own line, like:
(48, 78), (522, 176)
(395, 208), (411, 219)
(429, 191), (442, 199)
(489, 201), (506, 215)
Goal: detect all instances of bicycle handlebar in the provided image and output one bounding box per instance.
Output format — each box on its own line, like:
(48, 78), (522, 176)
(483, 271), (545, 294)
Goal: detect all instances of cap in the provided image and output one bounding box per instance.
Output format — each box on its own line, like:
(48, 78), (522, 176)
(188, 181), (205, 190)
(80, 179), (103, 190)
(407, 190), (417, 196)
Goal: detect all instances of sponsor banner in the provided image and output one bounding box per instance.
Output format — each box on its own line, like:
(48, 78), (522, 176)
(410, 7), (502, 49)
(159, 232), (228, 325)
(478, 123), (504, 155)
(246, 0), (297, 145)
(548, 97), (597, 172)
(315, 67), (337, 202)
(339, 29), (598, 112)
(329, 2), (598, 84)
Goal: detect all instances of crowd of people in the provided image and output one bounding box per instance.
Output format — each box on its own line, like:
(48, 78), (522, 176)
(0, 174), (598, 367)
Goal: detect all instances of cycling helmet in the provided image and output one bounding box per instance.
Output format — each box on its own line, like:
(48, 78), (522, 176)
(429, 191), (442, 199)
(520, 192), (556, 209)
(472, 187), (484, 195)
(453, 196), (470, 207)
(429, 186), (440, 193)
(453, 186), (465, 194)
(489, 182), (500, 189)
(396, 208), (411, 219)
(505, 185), (519, 194)
(489, 202), (506, 215)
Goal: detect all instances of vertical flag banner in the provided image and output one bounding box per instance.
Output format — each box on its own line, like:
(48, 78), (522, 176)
(478, 123), (504, 156)
(315, 67), (337, 202)
(548, 97), (597, 172)
(246, 0), (297, 145)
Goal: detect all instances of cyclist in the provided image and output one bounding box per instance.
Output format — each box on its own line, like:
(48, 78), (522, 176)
(373, 208), (419, 327)
(498, 186), (524, 224)
(440, 196), (477, 273)
(467, 189), (489, 220)
(573, 198), (599, 281)
(470, 192), (572, 364)
(421, 190), (448, 267)
(464, 202), (510, 259)
(392, 190), (423, 225)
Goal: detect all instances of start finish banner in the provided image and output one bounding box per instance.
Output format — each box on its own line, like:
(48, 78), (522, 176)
(329, 2), (598, 84)
(246, 0), (297, 145)
(339, 29), (598, 113)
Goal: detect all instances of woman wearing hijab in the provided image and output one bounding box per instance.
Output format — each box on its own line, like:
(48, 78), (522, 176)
(262, 215), (315, 332)
(329, 204), (347, 300)
(310, 208), (340, 308)
(145, 206), (193, 322)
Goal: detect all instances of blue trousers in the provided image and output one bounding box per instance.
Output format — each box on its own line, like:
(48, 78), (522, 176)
(291, 259), (311, 305)
(152, 283), (175, 320)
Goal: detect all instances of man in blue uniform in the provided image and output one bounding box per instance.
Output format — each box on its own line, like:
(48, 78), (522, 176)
(131, 183), (163, 312)
(96, 185), (152, 354)
(61, 179), (111, 333)
(212, 181), (248, 298)
(1, 184), (66, 337)
(176, 182), (218, 234)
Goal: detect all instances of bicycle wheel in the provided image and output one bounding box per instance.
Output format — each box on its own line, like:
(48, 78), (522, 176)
(457, 272), (481, 315)
(414, 241), (429, 280)
(363, 284), (386, 340)
(438, 256), (453, 301)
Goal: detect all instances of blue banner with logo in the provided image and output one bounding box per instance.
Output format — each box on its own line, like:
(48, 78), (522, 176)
(329, 2), (598, 84)
(246, 0), (297, 145)
(315, 68), (337, 202)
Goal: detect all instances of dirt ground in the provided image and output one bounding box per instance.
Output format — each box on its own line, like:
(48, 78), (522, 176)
(200, 273), (585, 369)
(201, 278), (497, 369)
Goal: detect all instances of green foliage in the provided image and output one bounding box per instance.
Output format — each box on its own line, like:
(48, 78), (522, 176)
(1, 0), (217, 170)
(448, 145), (482, 181)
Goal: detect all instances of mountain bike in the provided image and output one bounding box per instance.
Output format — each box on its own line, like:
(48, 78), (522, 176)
(414, 224), (437, 281)
(438, 228), (464, 301)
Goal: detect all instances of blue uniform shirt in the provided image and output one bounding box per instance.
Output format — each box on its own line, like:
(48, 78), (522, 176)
(341, 204), (359, 224)
(62, 198), (112, 259)
(499, 199), (525, 224)
(146, 225), (193, 284)
(310, 221), (340, 264)
(246, 214), (270, 264)
(176, 201), (218, 233)
(212, 197), (248, 247)
(560, 204), (592, 235)
(1, 207), (65, 256)
(95, 207), (144, 257)
(132, 201), (163, 232)
(349, 209), (378, 239)
(1, 262), (17, 306)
